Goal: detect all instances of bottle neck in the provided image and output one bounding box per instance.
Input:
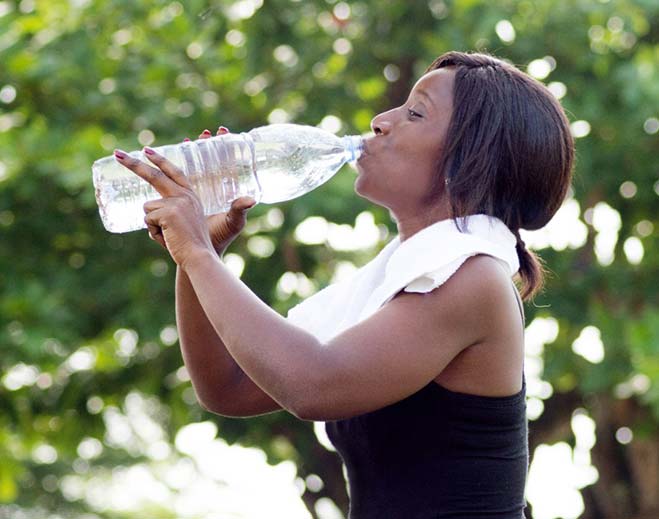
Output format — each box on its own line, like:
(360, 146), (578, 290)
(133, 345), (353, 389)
(342, 135), (364, 162)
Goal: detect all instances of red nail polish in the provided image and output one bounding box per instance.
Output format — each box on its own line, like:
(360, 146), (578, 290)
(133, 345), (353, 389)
(183, 138), (191, 142)
(143, 146), (155, 155)
(203, 129), (211, 135)
(219, 126), (228, 133)
(114, 150), (127, 160)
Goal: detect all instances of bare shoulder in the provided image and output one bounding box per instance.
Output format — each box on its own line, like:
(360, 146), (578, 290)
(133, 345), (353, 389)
(293, 254), (522, 420)
(432, 254), (526, 395)
(447, 254), (516, 299)
(408, 254), (520, 346)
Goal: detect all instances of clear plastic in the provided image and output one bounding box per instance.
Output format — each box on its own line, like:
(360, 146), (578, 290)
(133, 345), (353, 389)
(92, 124), (363, 233)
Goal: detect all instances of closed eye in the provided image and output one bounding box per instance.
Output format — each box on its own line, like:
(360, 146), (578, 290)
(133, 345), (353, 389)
(407, 109), (423, 119)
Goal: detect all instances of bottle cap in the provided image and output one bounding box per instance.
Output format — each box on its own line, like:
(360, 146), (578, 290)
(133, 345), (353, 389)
(342, 135), (364, 162)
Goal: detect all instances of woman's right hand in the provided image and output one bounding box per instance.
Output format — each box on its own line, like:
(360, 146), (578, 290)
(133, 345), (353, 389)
(190, 127), (256, 256)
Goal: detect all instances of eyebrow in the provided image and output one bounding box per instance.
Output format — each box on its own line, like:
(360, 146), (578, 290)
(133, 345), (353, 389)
(414, 89), (436, 111)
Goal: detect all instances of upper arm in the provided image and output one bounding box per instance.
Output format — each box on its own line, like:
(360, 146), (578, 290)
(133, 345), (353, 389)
(296, 254), (514, 421)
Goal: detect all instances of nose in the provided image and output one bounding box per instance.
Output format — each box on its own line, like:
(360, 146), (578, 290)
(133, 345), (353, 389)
(371, 112), (392, 135)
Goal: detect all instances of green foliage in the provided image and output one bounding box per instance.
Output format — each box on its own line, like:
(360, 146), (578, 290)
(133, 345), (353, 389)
(0, 0), (657, 517)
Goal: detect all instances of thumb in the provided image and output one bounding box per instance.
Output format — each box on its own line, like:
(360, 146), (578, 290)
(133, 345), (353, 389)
(231, 196), (257, 213)
(224, 196), (256, 233)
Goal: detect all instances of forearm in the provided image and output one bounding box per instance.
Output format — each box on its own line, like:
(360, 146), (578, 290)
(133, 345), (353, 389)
(181, 250), (325, 414)
(175, 265), (243, 408)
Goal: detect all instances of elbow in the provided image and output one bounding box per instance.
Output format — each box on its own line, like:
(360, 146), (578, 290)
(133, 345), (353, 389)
(272, 377), (318, 421)
(289, 399), (347, 421)
(288, 404), (320, 422)
(280, 370), (323, 421)
(196, 395), (247, 418)
(293, 410), (331, 422)
(284, 353), (344, 421)
(285, 380), (334, 422)
(192, 386), (237, 417)
(194, 392), (226, 416)
(287, 400), (317, 421)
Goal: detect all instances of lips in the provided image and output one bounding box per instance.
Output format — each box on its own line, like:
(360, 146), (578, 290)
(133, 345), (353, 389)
(358, 137), (374, 160)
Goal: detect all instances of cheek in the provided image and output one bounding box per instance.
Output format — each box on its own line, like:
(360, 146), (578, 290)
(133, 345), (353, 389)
(417, 140), (446, 180)
(355, 136), (442, 194)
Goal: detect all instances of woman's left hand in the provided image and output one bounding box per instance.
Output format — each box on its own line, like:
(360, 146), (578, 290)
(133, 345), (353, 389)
(114, 146), (214, 269)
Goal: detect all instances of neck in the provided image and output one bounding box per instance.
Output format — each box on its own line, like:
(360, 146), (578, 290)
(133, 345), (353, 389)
(392, 199), (452, 242)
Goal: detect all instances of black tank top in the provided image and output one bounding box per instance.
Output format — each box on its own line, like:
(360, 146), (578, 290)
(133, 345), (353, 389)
(325, 287), (529, 519)
(325, 379), (528, 518)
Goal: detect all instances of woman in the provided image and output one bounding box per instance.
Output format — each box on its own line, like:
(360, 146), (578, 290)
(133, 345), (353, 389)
(115, 51), (573, 518)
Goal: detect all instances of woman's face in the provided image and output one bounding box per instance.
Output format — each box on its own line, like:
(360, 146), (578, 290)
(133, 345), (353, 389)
(355, 68), (455, 214)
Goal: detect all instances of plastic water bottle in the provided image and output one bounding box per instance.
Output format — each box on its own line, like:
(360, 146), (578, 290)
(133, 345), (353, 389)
(92, 123), (363, 233)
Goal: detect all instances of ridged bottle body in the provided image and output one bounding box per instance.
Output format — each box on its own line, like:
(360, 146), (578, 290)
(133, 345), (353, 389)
(92, 124), (362, 233)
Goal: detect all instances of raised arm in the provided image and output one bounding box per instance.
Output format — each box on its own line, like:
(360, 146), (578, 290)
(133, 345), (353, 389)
(117, 144), (520, 422)
(176, 262), (282, 417)
(172, 128), (282, 417)
(179, 251), (517, 421)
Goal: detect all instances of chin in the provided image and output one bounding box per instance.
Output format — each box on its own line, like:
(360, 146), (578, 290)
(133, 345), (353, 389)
(354, 177), (390, 209)
(354, 175), (367, 198)
(354, 176), (371, 200)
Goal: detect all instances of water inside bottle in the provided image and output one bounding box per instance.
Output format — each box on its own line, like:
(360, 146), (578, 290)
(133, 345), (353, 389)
(251, 126), (359, 204)
(93, 154), (158, 233)
(93, 125), (361, 233)
(93, 138), (260, 233)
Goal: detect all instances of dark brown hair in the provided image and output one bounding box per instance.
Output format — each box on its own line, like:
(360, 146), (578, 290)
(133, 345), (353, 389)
(425, 51), (574, 300)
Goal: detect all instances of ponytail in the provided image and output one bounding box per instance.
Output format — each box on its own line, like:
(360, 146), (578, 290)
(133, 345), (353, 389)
(513, 229), (544, 301)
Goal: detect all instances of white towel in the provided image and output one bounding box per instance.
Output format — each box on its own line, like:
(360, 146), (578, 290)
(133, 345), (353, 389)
(287, 215), (519, 342)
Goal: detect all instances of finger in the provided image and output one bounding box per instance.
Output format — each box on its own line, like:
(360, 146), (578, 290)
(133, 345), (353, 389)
(142, 147), (191, 190)
(230, 196), (257, 212)
(145, 209), (169, 235)
(146, 222), (167, 248)
(199, 129), (212, 139)
(225, 197), (256, 233)
(183, 137), (191, 142)
(146, 220), (163, 239)
(115, 149), (180, 197)
(217, 126), (230, 135)
(144, 198), (166, 213)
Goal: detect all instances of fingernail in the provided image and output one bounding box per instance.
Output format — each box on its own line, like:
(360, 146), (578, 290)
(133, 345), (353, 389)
(114, 149), (127, 160)
(143, 146), (155, 155)
(218, 126), (228, 133)
(183, 137), (191, 142)
(202, 129), (212, 135)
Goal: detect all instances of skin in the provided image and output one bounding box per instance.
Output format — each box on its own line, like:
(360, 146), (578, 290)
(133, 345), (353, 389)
(114, 69), (525, 420)
(355, 68), (455, 237)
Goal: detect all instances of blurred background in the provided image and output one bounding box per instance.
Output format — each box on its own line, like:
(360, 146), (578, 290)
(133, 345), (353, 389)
(0, 0), (657, 518)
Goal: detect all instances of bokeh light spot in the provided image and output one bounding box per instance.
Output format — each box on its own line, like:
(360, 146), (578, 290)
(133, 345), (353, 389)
(634, 220), (653, 237)
(0, 85), (17, 103)
(383, 64), (400, 82)
(547, 81), (567, 99)
(643, 117), (659, 135)
(224, 253), (245, 278)
(623, 237), (644, 265)
(333, 38), (352, 55)
(495, 20), (516, 43)
(333, 2), (350, 20)
(138, 129), (155, 146)
(615, 427), (633, 444)
(570, 120), (591, 138)
(528, 58), (552, 79)
(619, 180), (637, 198)
(572, 326), (605, 363)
